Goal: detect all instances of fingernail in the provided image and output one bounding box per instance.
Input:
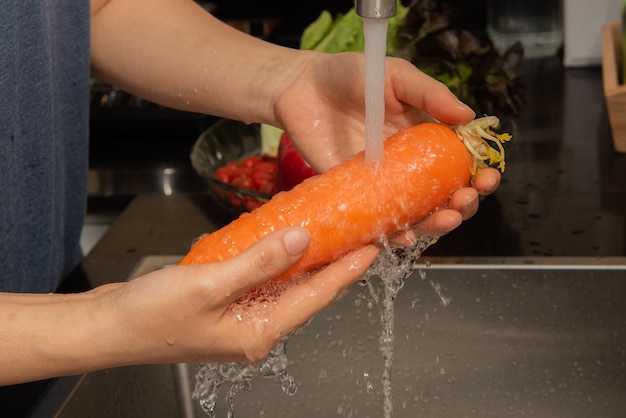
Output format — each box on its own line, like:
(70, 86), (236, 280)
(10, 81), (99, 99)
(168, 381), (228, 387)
(456, 99), (475, 116)
(283, 228), (311, 256)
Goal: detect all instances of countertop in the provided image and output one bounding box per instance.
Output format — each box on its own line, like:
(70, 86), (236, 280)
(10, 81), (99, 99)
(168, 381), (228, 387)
(6, 60), (626, 417)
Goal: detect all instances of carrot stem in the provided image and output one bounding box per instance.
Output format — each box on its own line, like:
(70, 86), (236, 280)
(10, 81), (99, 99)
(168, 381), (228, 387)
(455, 116), (511, 174)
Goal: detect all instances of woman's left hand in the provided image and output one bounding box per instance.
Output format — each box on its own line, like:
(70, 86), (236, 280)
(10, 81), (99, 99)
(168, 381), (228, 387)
(274, 52), (501, 237)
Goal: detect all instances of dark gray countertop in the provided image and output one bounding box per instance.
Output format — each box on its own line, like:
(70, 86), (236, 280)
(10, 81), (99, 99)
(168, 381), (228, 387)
(5, 60), (626, 417)
(425, 59), (626, 259)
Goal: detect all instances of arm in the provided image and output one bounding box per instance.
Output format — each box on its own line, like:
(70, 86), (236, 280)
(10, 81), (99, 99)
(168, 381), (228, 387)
(91, 0), (297, 125)
(0, 228), (379, 385)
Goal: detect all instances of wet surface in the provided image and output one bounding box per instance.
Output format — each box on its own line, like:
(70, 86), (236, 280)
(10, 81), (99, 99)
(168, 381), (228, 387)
(429, 60), (626, 258)
(199, 266), (626, 418)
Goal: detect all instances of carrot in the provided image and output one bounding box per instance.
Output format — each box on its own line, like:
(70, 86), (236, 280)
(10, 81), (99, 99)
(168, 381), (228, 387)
(179, 116), (510, 280)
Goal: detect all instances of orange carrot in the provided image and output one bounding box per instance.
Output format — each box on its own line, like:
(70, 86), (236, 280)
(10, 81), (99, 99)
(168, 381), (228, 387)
(179, 116), (510, 280)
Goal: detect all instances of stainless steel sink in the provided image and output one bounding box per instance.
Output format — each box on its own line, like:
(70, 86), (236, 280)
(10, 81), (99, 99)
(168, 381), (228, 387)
(47, 257), (626, 418)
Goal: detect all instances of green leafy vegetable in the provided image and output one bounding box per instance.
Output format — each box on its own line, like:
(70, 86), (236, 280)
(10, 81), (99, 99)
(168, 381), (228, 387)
(300, 2), (409, 55)
(395, 0), (524, 117)
(299, 10), (335, 51)
(299, 0), (525, 118)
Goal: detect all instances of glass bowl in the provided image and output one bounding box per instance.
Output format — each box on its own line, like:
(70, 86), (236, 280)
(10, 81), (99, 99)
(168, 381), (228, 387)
(190, 118), (274, 217)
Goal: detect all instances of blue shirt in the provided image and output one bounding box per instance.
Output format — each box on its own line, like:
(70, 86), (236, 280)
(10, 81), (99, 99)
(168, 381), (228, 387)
(0, 0), (90, 293)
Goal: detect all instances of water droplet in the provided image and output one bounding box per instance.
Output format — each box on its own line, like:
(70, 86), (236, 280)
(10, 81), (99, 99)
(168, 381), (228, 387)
(191, 233), (207, 246)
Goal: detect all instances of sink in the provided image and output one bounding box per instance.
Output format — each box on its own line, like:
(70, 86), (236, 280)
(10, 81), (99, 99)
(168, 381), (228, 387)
(47, 257), (626, 418)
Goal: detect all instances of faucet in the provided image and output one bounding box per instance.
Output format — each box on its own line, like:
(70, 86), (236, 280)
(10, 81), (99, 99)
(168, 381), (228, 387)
(355, 0), (396, 18)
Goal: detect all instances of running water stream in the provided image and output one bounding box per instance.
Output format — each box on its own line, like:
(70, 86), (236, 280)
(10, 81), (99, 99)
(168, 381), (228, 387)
(361, 16), (398, 417)
(362, 17), (388, 164)
(360, 237), (440, 418)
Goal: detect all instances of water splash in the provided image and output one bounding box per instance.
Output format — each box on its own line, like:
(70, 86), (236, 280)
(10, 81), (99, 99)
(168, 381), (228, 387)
(193, 336), (298, 417)
(192, 278), (304, 417)
(192, 235), (441, 417)
(360, 236), (438, 418)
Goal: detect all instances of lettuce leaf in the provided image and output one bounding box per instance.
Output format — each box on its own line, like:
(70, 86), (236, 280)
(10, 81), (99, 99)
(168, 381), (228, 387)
(300, 2), (409, 55)
(299, 10), (335, 51)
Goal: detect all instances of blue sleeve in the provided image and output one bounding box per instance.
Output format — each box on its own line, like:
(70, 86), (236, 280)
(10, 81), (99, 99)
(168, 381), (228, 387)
(0, 0), (91, 293)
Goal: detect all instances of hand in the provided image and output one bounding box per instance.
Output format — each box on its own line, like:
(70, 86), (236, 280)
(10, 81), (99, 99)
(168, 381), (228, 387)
(93, 227), (379, 365)
(274, 51), (500, 238)
(274, 52), (476, 172)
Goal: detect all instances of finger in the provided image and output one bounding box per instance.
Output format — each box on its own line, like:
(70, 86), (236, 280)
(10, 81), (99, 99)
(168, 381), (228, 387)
(389, 229), (417, 246)
(389, 58), (475, 126)
(221, 227), (311, 302)
(393, 188), (476, 242)
(273, 245), (380, 332)
(472, 167), (501, 195)
(448, 187), (479, 220)
(413, 209), (462, 237)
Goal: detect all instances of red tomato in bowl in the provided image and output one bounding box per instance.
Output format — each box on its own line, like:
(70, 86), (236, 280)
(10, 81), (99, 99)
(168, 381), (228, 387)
(276, 132), (316, 191)
(215, 162), (247, 183)
(214, 157), (277, 195)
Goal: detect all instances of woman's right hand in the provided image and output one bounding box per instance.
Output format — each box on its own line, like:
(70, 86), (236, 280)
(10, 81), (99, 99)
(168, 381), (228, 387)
(94, 227), (379, 366)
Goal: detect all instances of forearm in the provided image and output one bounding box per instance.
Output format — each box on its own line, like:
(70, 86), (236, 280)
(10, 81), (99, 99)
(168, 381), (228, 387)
(91, 0), (303, 126)
(0, 292), (127, 385)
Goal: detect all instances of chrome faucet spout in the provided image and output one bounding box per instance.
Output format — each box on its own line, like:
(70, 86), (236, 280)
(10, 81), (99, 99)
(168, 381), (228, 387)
(355, 0), (396, 18)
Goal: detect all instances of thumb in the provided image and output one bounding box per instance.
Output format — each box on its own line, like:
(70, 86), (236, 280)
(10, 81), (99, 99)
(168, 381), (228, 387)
(222, 227), (311, 299)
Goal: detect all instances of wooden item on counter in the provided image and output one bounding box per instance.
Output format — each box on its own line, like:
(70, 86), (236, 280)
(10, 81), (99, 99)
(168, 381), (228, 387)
(602, 21), (626, 153)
